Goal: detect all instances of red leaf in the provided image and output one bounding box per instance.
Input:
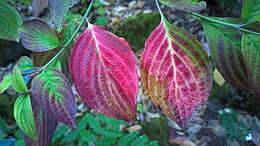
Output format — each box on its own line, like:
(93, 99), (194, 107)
(70, 24), (138, 121)
(141, 16), (212, 129)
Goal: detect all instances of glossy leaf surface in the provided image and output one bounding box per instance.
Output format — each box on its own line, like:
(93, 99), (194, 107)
(31, 0), (48, 16)
(23, 97), (57, 146)
(12, 65), (28, 93)
(0, 1), (22, 41)
(70, 24), (138, 121)
(201, 18), (250, 91)
(31, 69), (76, 128)
(141, 16), (212, 128)
(18, 19), (59, 52)
(48, 0), (79, 32)
(159, 0), (206, 11)
(242, 33), (260, 98)
(242, 0), (260, 23)
(14, 95), (37, 140)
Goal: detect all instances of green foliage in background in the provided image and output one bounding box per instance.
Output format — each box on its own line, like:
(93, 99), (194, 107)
(51, 113), (158, 146)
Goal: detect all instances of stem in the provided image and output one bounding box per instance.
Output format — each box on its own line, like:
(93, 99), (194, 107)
(40, 0), (95, 71)
(187, 11), (260, 35)
(155, 0), (163, 17)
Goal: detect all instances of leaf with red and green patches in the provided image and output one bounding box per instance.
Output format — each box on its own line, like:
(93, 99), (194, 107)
(48, 0), (79, 32)
(70, 24), (138, 122)
(31, 0), (48, 16)
(201, 18), (250, 91)
(22, 97), (57, 146)
(31, 69), (76, 128)
(242, 33), (260, 98)
(140, 14), (212, 129)
(18, 19), (59, 52)
(159, 0), (206, 11)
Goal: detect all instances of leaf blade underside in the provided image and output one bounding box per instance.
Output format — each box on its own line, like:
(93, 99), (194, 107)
(70, 24), (138, 121)
(140, 16), (212, 129)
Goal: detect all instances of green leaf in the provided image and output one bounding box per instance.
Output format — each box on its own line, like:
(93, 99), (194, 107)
(85, 113), (101, 133)
(0, 1), (22, 41)
(96, 137), (117, 146)
(242, 0), (260, 23)
(52, 125), (68, 142)
(93, 0), (102, 8)
(159, 0), (207, 11)
(17, 56), (33, 72)
(118, 131), (140, 145)
(201, 18), (249, 91)
(242, 33), (260, 97)
(61, 130), (78, 143)
(0, 74), (12, 93)
(0, 116), (10, 134)
(130, 135), (149, 146)
(0, 133), (7, 140)
(99, 127), (124, 137)
(12, 65), (28, 93)
(79, 130), (97, 143)
(98, 7), (105, 15)
(14, 95), (37, 140)
(78, 116), (88, 130)
(20, 0), (32, 4)
(18, 19), (60, 52)
(14, 140), (26, 146)
(147, 141), (159, 146)
(95, 16), (107, 26)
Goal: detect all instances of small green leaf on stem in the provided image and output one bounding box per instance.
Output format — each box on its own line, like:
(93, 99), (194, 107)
(14, 95), (37, 140)
(12, 65), (28, 94)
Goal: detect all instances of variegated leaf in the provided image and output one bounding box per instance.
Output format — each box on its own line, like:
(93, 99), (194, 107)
(31, 69), (76, 128)
(141, 15), (212, 128)
(242, 33), (260, 98)
(70, 24), (138, 121)
(18, 19), (59, 52)
(201, 18), (250, 92)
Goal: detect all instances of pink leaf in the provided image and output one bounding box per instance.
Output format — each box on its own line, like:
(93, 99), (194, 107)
(141, 16), (212, 129)
(70, 24), (138, 121)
